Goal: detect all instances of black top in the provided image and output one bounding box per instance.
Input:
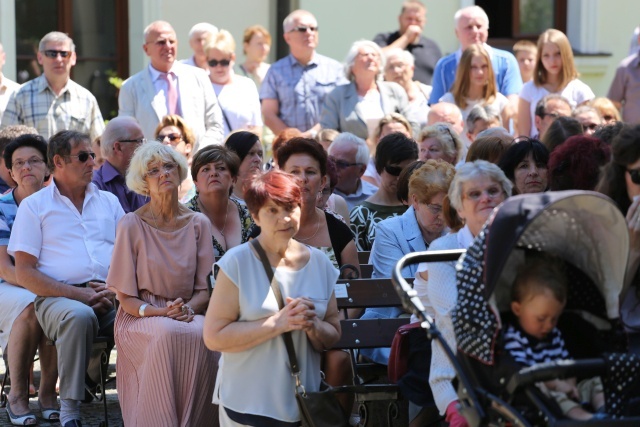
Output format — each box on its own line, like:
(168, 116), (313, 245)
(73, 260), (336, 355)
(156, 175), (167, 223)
(373, 31), (442, 85)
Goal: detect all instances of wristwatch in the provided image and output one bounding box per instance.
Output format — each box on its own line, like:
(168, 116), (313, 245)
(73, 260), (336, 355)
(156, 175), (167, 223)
(139, 303), (149, 317)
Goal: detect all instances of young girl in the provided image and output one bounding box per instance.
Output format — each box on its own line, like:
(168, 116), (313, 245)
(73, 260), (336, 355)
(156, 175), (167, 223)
(440, 44), (514, 130)
(517, 29), (595, 137)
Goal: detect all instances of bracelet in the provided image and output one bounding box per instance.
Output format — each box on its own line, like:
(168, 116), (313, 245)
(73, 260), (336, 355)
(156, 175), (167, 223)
(181, 304), (195, 316)
(139, 303), (149, 317)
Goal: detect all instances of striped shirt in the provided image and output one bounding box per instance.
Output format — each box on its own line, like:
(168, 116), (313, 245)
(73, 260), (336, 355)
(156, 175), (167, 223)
(2, 75), (105, 140)
(503, 323), (569, 367)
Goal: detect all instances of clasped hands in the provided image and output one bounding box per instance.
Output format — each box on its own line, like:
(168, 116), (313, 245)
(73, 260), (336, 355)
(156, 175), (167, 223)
(274, 297), (318, 333)
(78, 281), (115, 315)
(165, 297), (195, 323)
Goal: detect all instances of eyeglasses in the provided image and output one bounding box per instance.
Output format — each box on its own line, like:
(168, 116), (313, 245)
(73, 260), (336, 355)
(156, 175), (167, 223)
(208, 59), (231, 67)
(384, 165), (403, 176)
(583, 123), (600, 131)
(542, 112), (561, 119)
(12, 157), (45, 170)
(330, 157), (361, 170)
(156, 133), (183, 144)
(289, 26), (318, 33)
(146, 162), (178, 177)
(119, 138), (146, 144)
(67, 152), (96, 163)
(463, 186), (504, 201)
(43, 50), (71, 58)
(425, 204), (443, 215)
(627, 168), (640, 185)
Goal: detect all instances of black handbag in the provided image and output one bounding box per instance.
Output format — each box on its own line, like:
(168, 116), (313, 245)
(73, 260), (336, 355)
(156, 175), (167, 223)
(250, 239), (350, 427)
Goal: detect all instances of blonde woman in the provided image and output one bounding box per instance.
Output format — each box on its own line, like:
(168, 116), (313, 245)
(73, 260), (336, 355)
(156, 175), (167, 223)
(237, 25), (272, 89)
(418, 123), (464, 165)
(155, 114), (197, 203)
(518, 29), (595, 137)
(206, 30), (263, 138)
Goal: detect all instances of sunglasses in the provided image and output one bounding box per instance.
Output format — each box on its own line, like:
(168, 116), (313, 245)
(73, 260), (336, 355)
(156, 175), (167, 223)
(208, 59), (231, 67)
(67, 152), (96, 163)
(583, 123), (599, 131)
(290, 26), (318, 33)
(120, 138), (146, 144)
(156, 133), (182, 143)
(43, 50), (71, 58)
(628, 168), (640, 185)
(384, 165), (403, 176)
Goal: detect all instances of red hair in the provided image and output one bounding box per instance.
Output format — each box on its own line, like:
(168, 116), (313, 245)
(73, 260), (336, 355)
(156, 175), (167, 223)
(244, 170), (301, 215)
(548, 136), (610, 191)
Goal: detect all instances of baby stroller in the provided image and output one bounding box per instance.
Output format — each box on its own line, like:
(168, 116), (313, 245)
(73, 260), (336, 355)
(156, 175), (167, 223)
(392, 191), (640, 426)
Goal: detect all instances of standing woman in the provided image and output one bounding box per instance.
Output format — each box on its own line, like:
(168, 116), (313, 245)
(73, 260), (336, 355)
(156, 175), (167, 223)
(206, 30), (263, 138)
(237, 25), (271, 89)
(518, 29), (595, 137)
(225, 131), (263, 205)
(107, 142), (219, 426)
(204, 170), (341, 426)
(440, 45), (514, 128)
(186, 145), (254, 257)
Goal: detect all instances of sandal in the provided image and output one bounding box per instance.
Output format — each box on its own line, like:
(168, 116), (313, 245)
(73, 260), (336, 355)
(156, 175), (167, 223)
(38, 401), (60, 422)
(6, 401), (37, 426)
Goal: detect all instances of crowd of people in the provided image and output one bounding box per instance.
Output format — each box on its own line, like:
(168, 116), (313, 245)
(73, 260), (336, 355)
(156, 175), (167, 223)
(0, 0), (639, 426)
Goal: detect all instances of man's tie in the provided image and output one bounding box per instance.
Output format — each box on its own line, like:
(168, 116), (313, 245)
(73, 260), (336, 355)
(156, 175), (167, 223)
(163, 72), (178, 115)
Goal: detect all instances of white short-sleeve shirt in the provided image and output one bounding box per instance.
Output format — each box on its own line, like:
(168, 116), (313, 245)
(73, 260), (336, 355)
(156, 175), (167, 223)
(212, 74), (263, 137)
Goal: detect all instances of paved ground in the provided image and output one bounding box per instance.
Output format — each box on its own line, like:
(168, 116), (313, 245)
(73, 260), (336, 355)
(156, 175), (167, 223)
(0, 349), (123, 427)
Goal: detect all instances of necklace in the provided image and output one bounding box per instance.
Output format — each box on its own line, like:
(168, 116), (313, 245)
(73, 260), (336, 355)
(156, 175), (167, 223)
(295, 218), (320, 242)
(149, 205), (177, 231)
(199, 198), (229, 237)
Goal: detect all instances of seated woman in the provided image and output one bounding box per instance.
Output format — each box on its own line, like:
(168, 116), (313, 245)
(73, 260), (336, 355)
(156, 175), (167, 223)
(186, 145), (254, 256)
(418, 123), (464, 165)
(548, 135), (610, 191)
(204, 170), (341, 426)
(0, 134), (58, 425)
(498, 137), (549, 194)
(414, 160), (512, 425)
(225, 131), (263, 204)
(363, 113), (412, 186)
(206, 30), (262, 138)
(440, 44), (514, 128)
(541, 116), (583, 153)
(590, 97), (620, 125)
(107, 142), (219, 426)
(320, 40), (416, 140)
(350, 133), (418, 251)
(155, 114), (196, 203)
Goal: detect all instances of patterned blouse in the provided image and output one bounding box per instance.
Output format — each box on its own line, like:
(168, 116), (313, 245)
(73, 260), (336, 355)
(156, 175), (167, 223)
(350, 201), (408, 251)
(185, 195), (254, 257)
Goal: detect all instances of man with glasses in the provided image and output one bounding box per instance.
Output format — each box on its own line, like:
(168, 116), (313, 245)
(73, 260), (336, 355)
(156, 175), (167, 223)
(0, 42), (20, 125)
(533, 94), (572, 139)
(2, 32), (105, 141)
(327, 132), (376, 210)
(118, 20), (223, 150)
(261, 9), (346, 137)
(9, 130), (124, 427)
(92, 117), (149, 212)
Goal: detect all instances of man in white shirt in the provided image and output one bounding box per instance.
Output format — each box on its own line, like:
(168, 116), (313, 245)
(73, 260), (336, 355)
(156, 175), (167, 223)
(0, 43), (20, 125)
(118, 21), (223, 150)
(9, 130), (124, 427)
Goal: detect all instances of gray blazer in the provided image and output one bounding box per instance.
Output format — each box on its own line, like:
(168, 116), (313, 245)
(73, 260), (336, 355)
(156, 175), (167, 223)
(320, 81), (418, 139)
(118, 62), (224, 150)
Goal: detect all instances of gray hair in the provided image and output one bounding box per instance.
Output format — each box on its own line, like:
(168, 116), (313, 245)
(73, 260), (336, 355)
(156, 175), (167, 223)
(282, 10), (316, 33)
(534, 94), (572, 118)
(126, 141), (188, 195)
(448, 160), (512, 211)
(466, 104), (502, 134)
(384, 47), (415, 67)
(419, 123), (464, 163)
(572, 105), (602, 120)
(328, 132), (369, 165)
(475, 126), (512, 140)
(188, 22), (218, 39)
(101, 117), (143, 158)
(344, 40), (385, 81)
(39, 31), (75, 52)
(454, 6), (489, 29)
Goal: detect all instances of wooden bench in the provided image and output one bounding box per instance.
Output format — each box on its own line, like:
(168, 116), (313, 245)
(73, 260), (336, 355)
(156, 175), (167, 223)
(358, 251), (371, 264)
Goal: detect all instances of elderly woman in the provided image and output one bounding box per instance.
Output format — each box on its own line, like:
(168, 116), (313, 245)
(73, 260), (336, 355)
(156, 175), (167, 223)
(498, 137), (549, 194)
(413, 160), (512, 426)
(204, 170), (341, 426)
(418, 123), (464, 165)
(225, 131), (263, 204)
(363, 113), (412, 186)
(320, 40), (416, 140)
(384, 48), (432, 130)
(155, 114), (196, 203)
(237, 25), (271, 89)
(186, 145), (254, 257)
(350, 133), (418, 251)
(107, 142), (219, 426)
(207, 30), (262, 138)
(0, 135), (58, 425)
(572, 105), (604, 136)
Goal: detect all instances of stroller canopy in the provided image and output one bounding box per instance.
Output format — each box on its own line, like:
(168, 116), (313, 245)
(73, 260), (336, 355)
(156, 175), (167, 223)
(454, 190), (629, 365)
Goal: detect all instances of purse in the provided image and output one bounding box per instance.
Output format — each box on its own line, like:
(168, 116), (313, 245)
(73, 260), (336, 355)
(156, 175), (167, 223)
(250, 239), (350, 427)
(388, 321), (424, 383)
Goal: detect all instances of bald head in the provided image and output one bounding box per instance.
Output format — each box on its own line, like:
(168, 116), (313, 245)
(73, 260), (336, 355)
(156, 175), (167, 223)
(143, 21), (178, 72)
(101, 117), (144, 173)
(427, 103), (464, 135)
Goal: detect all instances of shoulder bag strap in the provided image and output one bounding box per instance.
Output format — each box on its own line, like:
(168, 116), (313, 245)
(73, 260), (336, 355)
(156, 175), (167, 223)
(250, 239), (301, 376)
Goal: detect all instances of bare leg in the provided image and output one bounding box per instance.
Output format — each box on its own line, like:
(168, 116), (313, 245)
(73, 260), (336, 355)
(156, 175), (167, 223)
(323, 349), (354, 416)
(6, 303), (40, 415)
(592, 391), (605, 412)
(28, 363), (35, 396)
(37, 335), (59, 409)
(566, 406), (594, 420)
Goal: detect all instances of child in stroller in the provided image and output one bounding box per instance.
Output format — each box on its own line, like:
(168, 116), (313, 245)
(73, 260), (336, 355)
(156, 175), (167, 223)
(505, 253), (606, 420)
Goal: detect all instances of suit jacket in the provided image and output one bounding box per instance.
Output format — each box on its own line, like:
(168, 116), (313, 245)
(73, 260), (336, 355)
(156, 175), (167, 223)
(320, 81), (418, 139)
(118, 63), (223, 150)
